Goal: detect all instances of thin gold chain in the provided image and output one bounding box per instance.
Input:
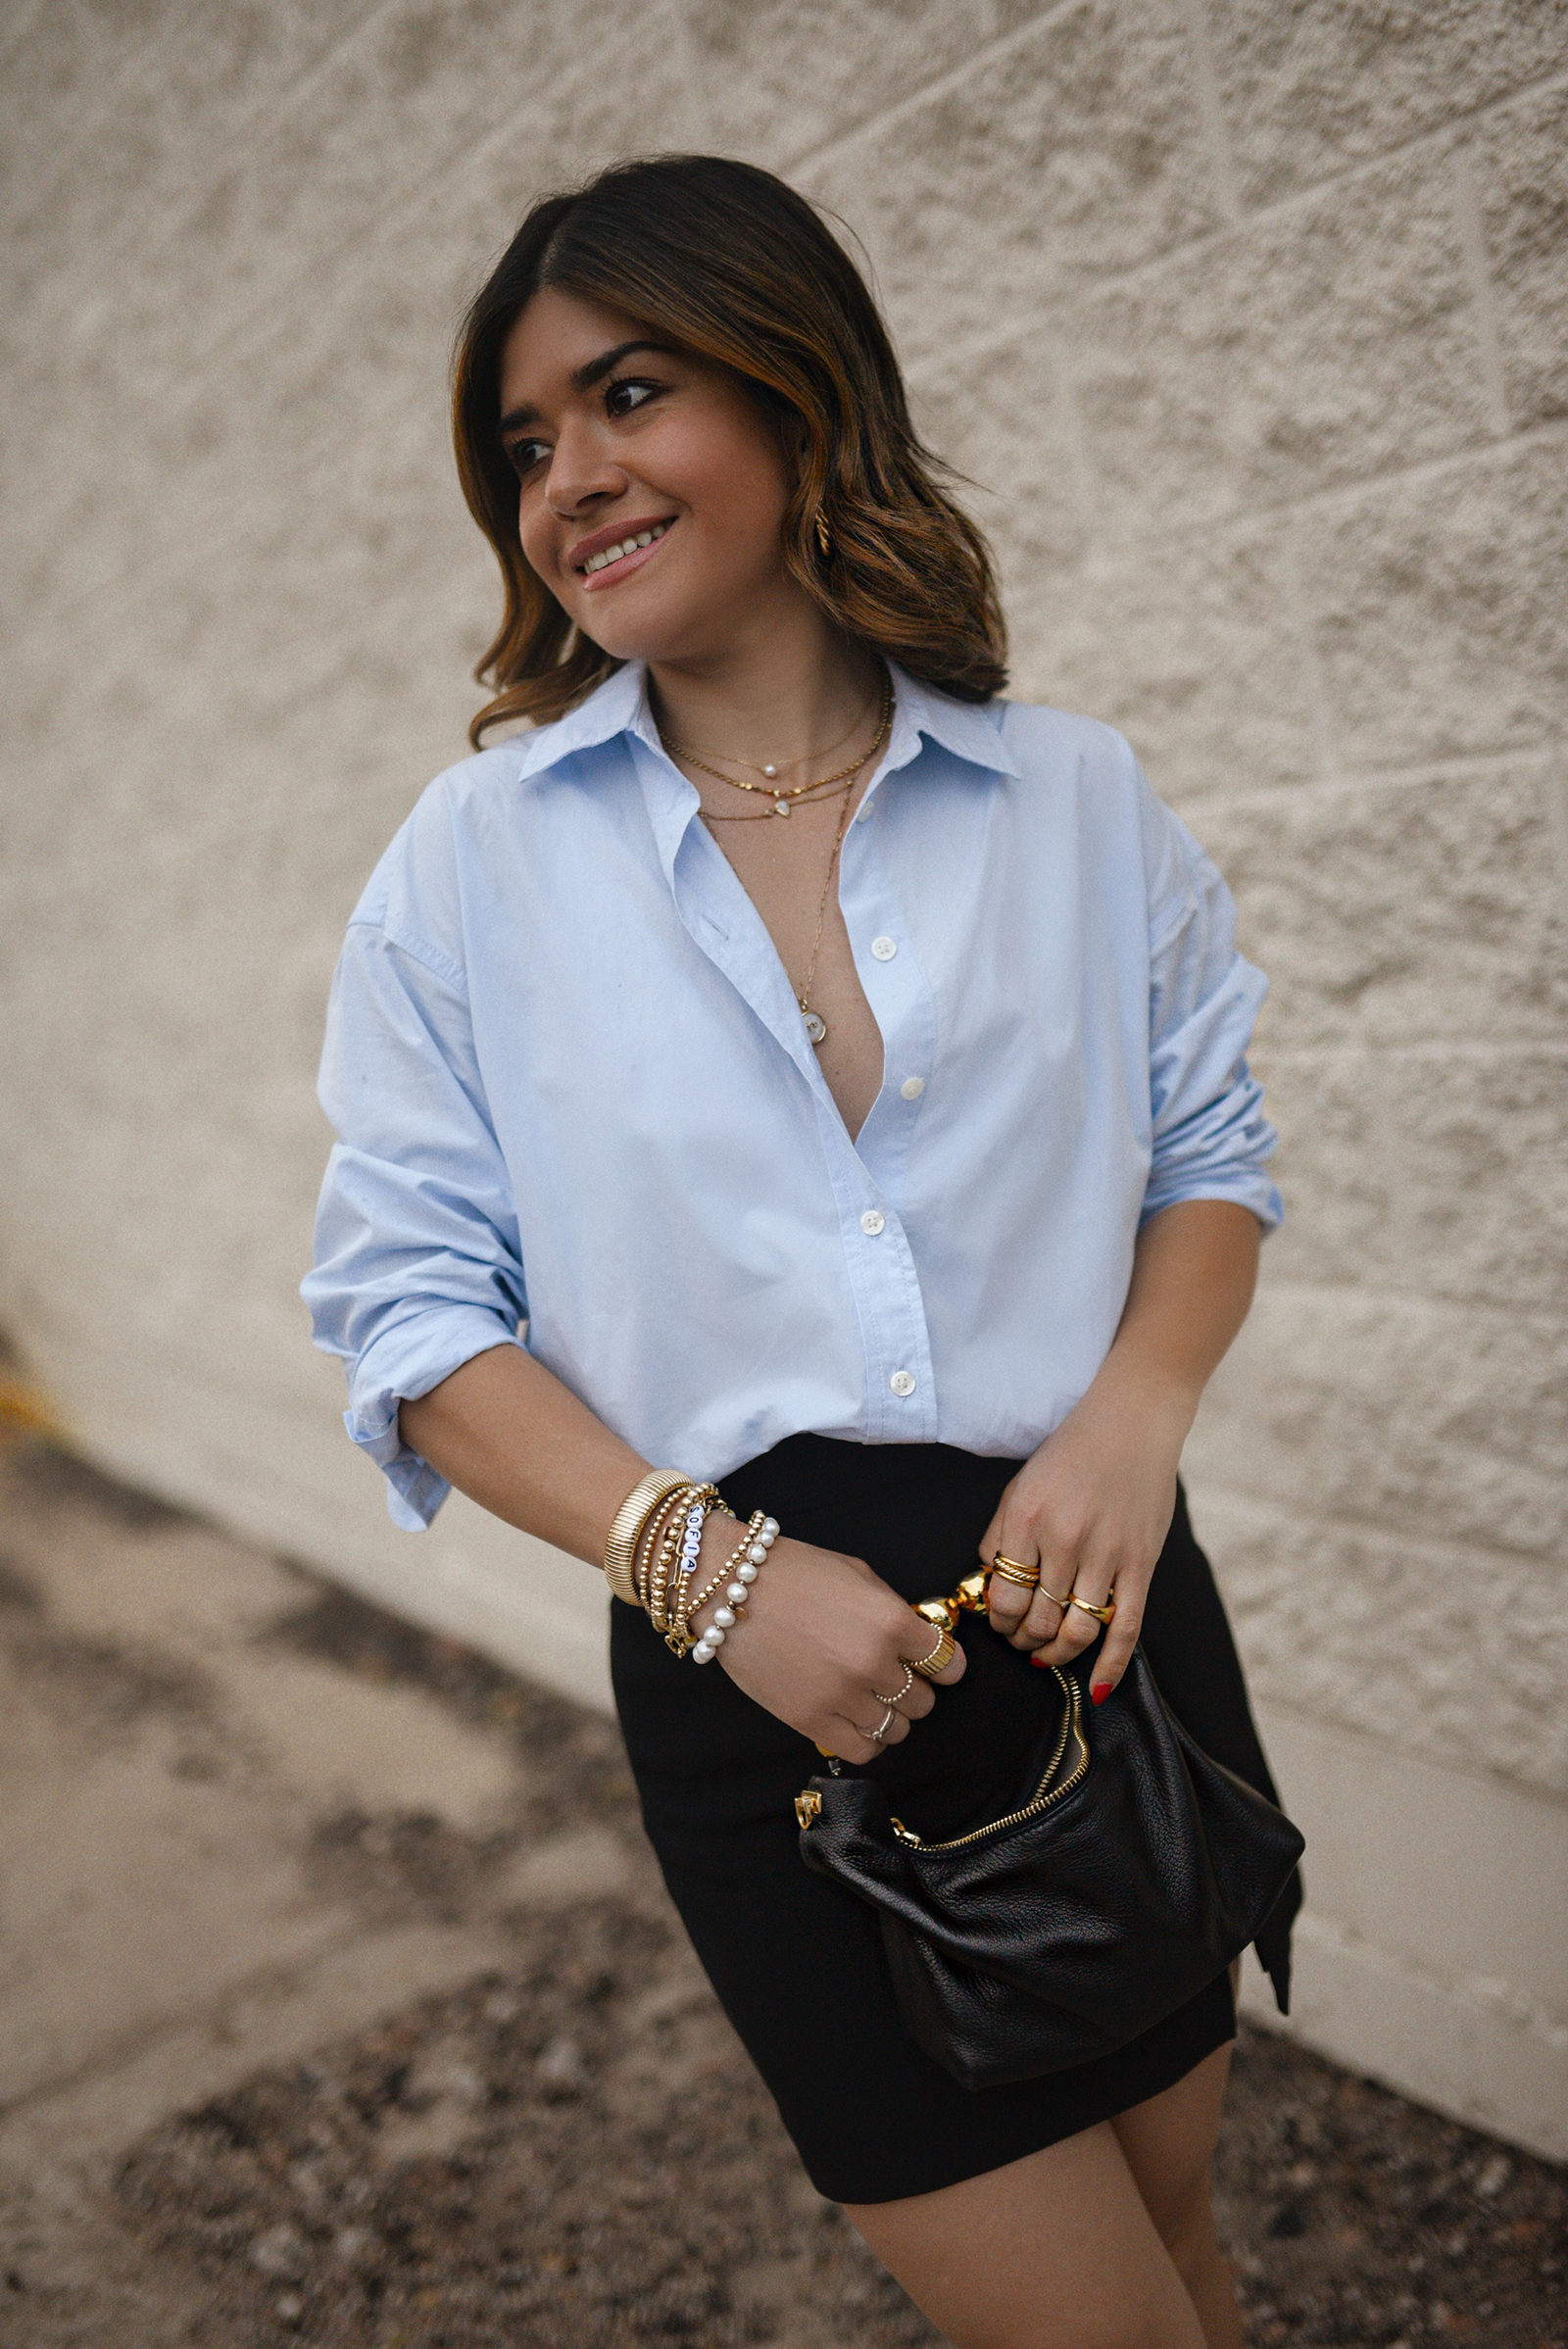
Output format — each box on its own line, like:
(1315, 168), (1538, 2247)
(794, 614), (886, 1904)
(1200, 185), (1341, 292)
(700, 773), (856, 822)
(662, 688), (873, 780)
(698, 725), (881, 1045)
(792, 778), (858, 1041)
(663, 677), (892, 810)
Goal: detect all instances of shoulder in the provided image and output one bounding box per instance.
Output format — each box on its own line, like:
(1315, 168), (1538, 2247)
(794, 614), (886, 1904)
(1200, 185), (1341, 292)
(344, 738), (533, 981)
(994, 696), (1139, 787)
(990, 696), (1152, 851)
(991, 698), (1221, 924)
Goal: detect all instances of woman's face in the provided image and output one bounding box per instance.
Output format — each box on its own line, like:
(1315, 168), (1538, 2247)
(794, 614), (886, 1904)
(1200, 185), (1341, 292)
(498, 286), (799, 666)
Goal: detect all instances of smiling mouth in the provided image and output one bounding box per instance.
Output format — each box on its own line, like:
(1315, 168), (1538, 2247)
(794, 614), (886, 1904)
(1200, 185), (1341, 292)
(576, 518), (674, 579)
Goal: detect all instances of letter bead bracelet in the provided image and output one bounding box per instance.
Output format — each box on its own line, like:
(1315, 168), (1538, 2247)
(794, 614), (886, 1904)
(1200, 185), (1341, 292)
(602, 1471), (779, 1663)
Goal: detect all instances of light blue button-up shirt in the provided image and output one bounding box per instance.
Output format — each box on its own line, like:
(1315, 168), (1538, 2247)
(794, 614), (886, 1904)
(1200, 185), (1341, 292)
(303, 661), (1281, 1531)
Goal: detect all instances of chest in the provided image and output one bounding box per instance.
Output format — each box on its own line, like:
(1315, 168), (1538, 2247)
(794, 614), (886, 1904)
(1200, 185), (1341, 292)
(701, 796), (883, 1137)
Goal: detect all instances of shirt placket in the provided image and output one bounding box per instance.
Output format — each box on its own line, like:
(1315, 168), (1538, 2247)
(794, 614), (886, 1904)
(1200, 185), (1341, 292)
(835, 791), (940, 1441)
(632, 732), (939, 1444)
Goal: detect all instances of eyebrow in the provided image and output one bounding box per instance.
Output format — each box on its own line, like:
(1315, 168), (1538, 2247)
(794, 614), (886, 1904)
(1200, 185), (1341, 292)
(498, 340), (680, 436)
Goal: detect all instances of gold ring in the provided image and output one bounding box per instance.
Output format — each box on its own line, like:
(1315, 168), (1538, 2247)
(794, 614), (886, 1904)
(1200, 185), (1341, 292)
(1065, 1591), (1115, 1626)
(909, 1623), (956, 1679)
(991, 1551), (1039, 1584)
(873, 1662), (915, 1708)
(991, 1559), (1041, 1591)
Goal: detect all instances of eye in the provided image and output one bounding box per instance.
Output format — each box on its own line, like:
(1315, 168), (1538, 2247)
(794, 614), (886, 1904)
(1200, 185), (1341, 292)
(504, 436), (550, 480)
(605, 374), (663, 417)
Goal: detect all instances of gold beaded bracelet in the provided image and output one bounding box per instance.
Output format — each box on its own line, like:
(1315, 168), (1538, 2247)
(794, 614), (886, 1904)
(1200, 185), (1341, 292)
(650, 1487), (723, 1639)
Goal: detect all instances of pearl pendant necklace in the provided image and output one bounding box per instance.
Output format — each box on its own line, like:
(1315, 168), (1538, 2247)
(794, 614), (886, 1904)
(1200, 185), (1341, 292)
(662, 677), (892, 818)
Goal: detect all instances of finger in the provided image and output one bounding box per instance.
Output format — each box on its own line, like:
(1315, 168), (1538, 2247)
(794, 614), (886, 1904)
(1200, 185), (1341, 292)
(1079, 1592), (1145, 1705)
(897, 1678), (936, 1720)
(825, 1717), (886, 1766)
(1028, 1563), (1123, 1674)
(985, 1558), (1036, 1636)
(905, 1616), (967, 1686)
(1005, 1575), (1072, 1651)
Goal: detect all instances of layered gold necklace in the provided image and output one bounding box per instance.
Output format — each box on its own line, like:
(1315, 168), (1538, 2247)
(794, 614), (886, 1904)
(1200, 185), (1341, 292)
(662, 675), (892, 819)
(664, 678), (894, 1048)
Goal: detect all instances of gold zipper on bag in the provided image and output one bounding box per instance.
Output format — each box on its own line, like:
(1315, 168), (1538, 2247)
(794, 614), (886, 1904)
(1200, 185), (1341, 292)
(887, 1669), (1090, 1851)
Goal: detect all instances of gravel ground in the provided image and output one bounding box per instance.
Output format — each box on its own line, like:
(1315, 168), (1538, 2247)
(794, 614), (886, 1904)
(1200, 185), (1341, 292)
(101, 1591), (1566, 2349)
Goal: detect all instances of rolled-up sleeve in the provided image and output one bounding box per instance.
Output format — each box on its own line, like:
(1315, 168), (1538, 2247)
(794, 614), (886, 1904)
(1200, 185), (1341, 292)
(1138, 779), (1284, 1232)
(301, 871), (525, 1530)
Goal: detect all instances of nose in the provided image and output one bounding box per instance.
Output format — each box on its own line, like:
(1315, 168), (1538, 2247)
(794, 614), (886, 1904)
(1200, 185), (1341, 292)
(545, 416), (626, 518)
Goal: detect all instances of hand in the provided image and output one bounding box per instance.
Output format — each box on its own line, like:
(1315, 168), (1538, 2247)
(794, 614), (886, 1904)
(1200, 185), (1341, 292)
(688, 1517), (965, 1762)
(977, 1371), (1191, 1702)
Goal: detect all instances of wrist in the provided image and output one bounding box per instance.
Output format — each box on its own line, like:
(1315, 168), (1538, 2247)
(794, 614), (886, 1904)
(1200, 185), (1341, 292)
(1083, 1352), (1201, 1452)
(687, 1510), (780, 1665)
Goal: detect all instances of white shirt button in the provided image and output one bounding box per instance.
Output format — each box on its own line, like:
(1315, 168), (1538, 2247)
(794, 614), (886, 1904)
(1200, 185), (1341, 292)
(859, 1208), (886, 1236)
(889, 1370), (916, 1397)
(901, 1076), (925, 1100)
(870, 936), (897, 960)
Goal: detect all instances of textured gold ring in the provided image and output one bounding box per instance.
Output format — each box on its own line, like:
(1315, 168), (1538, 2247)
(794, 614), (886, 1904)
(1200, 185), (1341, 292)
(991, 1551), (1039, 1585)
(873, 1662), (916, 1708)
(910, 1624), (956, 1679)
(991, 1562), (1042, 1592)
(1064, 1591), (1116, 1626)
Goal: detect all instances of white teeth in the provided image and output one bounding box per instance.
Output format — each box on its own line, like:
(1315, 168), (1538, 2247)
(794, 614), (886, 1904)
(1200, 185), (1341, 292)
(581, 520), (669, 574)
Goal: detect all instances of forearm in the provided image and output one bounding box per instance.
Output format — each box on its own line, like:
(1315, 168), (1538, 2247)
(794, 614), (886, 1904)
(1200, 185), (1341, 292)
(1087, 1199), (1261, 1444)
(981, 1199), (1262, 1672)
(398, 1345), (650, 1567)
(399, 1342), (965, 1759)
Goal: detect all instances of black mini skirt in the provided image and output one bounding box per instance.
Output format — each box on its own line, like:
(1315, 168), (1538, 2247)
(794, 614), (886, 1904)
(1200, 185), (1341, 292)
(611, 1435), (1299, 2206)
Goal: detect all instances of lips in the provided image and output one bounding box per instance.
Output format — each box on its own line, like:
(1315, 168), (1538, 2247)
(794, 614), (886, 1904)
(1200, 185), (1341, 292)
(571, 516), (675, 584)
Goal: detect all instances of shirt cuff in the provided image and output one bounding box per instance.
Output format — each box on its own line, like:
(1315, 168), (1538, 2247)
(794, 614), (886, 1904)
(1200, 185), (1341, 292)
(1139, 1173), (1285, 1231)
(342, 1306), (522, 1531)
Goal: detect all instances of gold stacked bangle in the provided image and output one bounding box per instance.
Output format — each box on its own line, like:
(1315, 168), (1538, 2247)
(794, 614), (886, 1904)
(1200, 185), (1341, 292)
(601, 1468), (782, 1662)
(603, 1469), (689, 1605)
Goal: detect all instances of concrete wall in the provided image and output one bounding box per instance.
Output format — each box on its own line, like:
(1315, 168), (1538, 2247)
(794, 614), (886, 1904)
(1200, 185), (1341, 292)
(2, 1), (1564, 2156)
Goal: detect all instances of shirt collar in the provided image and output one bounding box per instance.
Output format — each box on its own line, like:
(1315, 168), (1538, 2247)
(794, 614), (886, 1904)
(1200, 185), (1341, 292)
(514, 656), (1019, 782)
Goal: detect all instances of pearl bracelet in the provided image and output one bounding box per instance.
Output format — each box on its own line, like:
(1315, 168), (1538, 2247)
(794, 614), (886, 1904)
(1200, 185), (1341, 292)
(690, 1513), (779, 1663)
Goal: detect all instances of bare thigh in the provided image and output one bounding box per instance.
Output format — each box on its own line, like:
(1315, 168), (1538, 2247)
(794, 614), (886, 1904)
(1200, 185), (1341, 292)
(843, 2119), (1209, 2349)
(1110, 2042), (1232, 2250)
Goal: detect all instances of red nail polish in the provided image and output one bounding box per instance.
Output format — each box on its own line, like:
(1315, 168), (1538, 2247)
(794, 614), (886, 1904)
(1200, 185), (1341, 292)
(1091, 1682), (1113, 1706)
(1029, 1651), (1051, 1668)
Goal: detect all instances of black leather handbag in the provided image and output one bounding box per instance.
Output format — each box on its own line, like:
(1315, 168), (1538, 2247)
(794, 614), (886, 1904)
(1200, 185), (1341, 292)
(795, 1644), (1304, 2091)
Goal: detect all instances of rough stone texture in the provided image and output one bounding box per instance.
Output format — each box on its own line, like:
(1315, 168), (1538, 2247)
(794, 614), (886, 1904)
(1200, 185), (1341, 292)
(1258, 1043), (1568, 1310)
(1203, 0), (1568, 205)
(1066, 143), (1495, 529)
(802, 0), (1227, 363)
(1296, 439), (1568, 766)
(1186, 1480), (1568, 1796)
(1474, 74), (1568, 429)
(1012, 516), (1326, 795)
(1203, 762), (1568, 1045)
(2, 0), (1565, 2152)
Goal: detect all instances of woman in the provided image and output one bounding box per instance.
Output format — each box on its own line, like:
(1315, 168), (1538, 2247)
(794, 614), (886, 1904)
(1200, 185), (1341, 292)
(304, 154), (1298, 2349)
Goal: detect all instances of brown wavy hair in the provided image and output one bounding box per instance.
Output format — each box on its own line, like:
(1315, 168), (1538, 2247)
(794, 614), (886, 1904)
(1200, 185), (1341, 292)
(452, 154), (1006, 746)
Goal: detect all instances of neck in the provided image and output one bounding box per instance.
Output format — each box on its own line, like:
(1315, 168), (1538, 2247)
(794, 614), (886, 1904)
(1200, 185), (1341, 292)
(647, 601), (882, 769)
